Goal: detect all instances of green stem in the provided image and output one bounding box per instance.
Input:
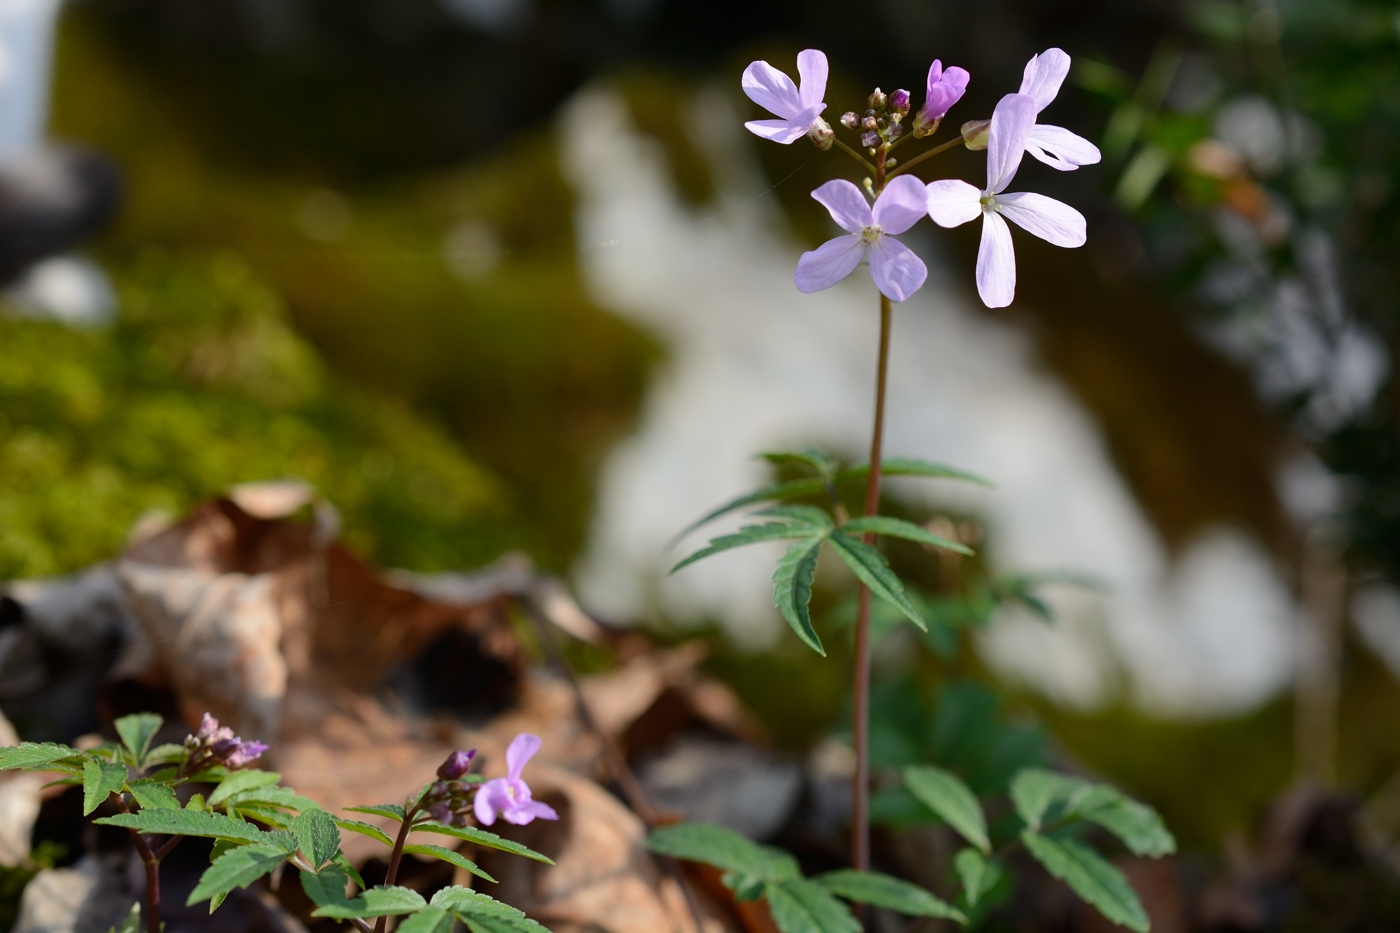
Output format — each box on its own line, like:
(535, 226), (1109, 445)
(834, 137), (878, 176)
(886, 134), (965, 179)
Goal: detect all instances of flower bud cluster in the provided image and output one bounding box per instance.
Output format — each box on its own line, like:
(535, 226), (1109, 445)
(848, 86), (910, 152)
(420, 749), (478, 827)
(183, 713), (268, 773)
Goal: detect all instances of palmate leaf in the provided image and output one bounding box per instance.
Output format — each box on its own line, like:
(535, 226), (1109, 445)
(772, 537), (826, 656)
(113, 714), (162, 766)
(402, 843), (496, 883)
(336, 817), (395, 847)
(0, 742), (84, 771)
(903, 766), (990, 853)
(842, 515), (973, 556)
(97, 808), (280, 844)
(645, 823), (796, 882)
(311, 884), (426, 919)
(413, 822), (554, 864)
(208, 769), (281, 806)
(1021, 832), (1148, 932)
(292, 808), (341, 868)
(826, 532), (925, 630)
(764, 878), (861, 933)
(671, 521), (827, 575)
(83, 759), (129, 815)
(187, 843), (288, 908)
(814, 869), (965, 922)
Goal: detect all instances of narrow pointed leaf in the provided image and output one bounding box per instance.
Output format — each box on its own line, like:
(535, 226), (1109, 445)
(83, 759), (128, 815)
(311, 884), (426, 919)
(772, 537), (827, 656)
(128, 781), (180, 811)
(402, 843), (496, 882)
(1021, 832), (1148, 932)
(835, 458), (994, 488)
(413, 822), (554, 864)
(1081, 793), (1176, 857)
(97, 808), (278, 844)
(209, 769), (281, 806)
(345, 803), (405, 821)
(187, 843), (287, 907)
(335, 818), (395, 847)
(753, 504), (834, 528)
(841, 516), (973, 555)
(827, 532), (925, 630)
(814, 870), (965, 921)
(671, 522), (821, 574)
(765, 879), (861, 933)
(646, 823), (795, 881)
(113, 714), (162, 766)
(667, 477), (829, 547)
(903, 766), (989, 852)
(292, 808), (341, 867)
(0, 742), (84, 771)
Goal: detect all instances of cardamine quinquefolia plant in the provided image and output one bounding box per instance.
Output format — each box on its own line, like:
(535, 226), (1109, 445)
(656, 45), (1174, 933)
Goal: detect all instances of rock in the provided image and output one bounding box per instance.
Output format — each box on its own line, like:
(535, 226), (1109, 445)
(637, 737), (801, 842)
(0, 708), (42, 866)
(12, 854), (132, 933)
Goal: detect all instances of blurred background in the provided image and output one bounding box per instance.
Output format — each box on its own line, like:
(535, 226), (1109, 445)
(3, 0), (1400, 928)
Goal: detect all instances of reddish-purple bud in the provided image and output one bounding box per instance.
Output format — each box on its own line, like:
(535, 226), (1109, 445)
(437, 749), (476, 780)
(428, 802), (452, 824)
(860, 130), (880, 148)
(889, 88), (911, 113)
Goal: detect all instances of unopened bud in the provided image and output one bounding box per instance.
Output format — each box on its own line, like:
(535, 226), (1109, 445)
(428, 802), (452, 824)
(861, 115), (878, 133)
(437, 749), (476, 780)
(808, 117), (834, 151)
(868, 88), (886, 111)
(889, 89), (911, 113)
(451, 812), (469, 828)
(840, 111), (859, 130)
(888, 122), (904, 140)
(860, 130), (880, 149)
(961, 118), (991, 151)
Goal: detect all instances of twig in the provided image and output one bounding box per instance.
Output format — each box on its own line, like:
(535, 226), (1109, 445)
(886, 135), (965, 179)
(834, 137), (878, 176)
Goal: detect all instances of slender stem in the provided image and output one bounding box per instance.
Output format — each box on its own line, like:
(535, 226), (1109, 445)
(374, 808), (420, 933)
(112, 796), (162, 933)
(153, 834), (183, 861)
(886, 135), (965, 180)
(833, 137), (878, 176)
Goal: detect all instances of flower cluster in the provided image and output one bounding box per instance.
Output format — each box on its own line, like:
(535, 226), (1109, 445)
(742, 47), (1101, 308)
(418, 734), (558, 829)
(183, 713), (268, 773)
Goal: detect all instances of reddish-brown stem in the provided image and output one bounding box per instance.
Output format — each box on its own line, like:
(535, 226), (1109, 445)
(112, 796), (162, 933)
(153, 834), (183, 861)
(374, 808), (420, 933)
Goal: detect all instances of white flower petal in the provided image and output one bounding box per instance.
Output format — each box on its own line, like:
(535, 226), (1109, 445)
(987, 93), (1037, 194)
(1018, 48), (1071, 113)
(868, 235), (928, 302)
(1026, 124), (1102, 168)
(925, 179), (983, 228)
(741, 60), (801, 119)
(744, 118), (809, 144)
(811, 179), (872, 233)
(976, 211), (1016, 308)
(795, 234), (866, 293)
(797, 49), (829, 111)
(872, 175), (930, 235)
(995, 191), (1086, 248)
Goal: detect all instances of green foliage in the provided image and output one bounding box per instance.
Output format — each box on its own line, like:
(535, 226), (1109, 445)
(0, 743), (84, 771)
(644, 823), (794, 881)
(346, 803), (406, 821)
(310, 884), (426, 919)
(291, 808), (341, 868)
(953, 849), (1002, 909)
(826, 532), (925, 630)
(1010, 768), (1175, 857)
(187, 844), (288, 908)
(841, 515), (972, 555)
(1021, 833), (1149, 933)
(96, 808), (283, 844)
(300, 865), (354, 908)
(106, 903), (141, 933)
(773, 537), (827, 655)
(902, 766), (990, 852)
(764, 879), (861, 933)
(82, 759), (129, 815)
(432, 886), (554, 932)
(401, 844), (496, 883)
(814, 869), (965, 921)
(412, 822), (555, 864)
(127, 781), (180, 811)
(336, 817), (395, 847)
(113, 714), (163, 767)
(206, 769), (281, 806)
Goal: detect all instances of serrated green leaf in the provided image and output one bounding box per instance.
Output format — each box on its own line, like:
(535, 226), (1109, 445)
(432, 886), (527, 916)
(83, 759), (128, 815)
(671, 523), (824, 574)
(645, 823), (794, 881)
(841, 516), (974, 556)
(334, 853), (365, 890)
(397, 908), (456, 933)
(1010, 769), (1084, 831)
(814, 869), (965, 921)
(827, 533), (925, 630)
(772, 537), (826, 656)
(292, 808), (340, 868)
(144, 743), (186, 766)
(186, 843), (287, 907)
(300, 865), (354, 908)
(345, 803), (405, 821)
(208, 769), (281, 806)
(403, 844), (496, 883)
(106, 902), (142, 933)
(96, 808), (278, 844)
(836, 458), (994, 489)
(753, 504), (834, 528)
(667, 477), (829, 548)
(954, 848), (1002, 908)
(0, 742), (84, 771)
(1009, 769), (1175, 857)
(311, 884), (426, 919)
(336, 818), (395, 847)
(903, 766), (989, 852)
(1083, 793), (1176, 858)
(128, 780), (180, 811)
(113, 714), (162, 766)
(461, 916), (552, 933)
(1022, 832), (1148, 932)
(413, 822), (554, 864)
(226, 786), (321, 813)
(765, 879), (861, 933)
(231, 804), (295, 830)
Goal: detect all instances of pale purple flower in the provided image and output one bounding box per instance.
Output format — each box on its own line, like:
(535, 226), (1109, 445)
(1017, 48), (1102, 171)
(795, 175), (930, 302)
(741, 50), (829, 145)
(190, 713), (266, 769)
(221, 740), (268, 769)
(926, 93), (1086, 308)
(912, 60), (970, 136)
(473, 733), (559, 827)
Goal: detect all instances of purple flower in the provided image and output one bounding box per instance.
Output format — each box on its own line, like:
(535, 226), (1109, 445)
(888, 88), (911, 113)
(912, 60), (970, 136)
(741, 50), (829, 145)
(926, 93), (1086, 308)
(473, 733), (559, 827)
(437, 749), (476, 780)
(795, 176), (930, 302)
(222, 741), (268, 769)
(188, 713), (267, 770)
(1016, 48), (1102, 171)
